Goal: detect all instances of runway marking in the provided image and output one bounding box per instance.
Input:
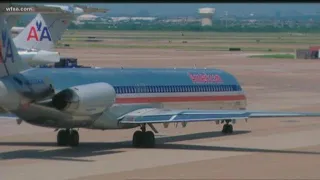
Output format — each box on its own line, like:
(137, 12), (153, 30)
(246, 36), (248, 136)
(1, 128), (320, 180)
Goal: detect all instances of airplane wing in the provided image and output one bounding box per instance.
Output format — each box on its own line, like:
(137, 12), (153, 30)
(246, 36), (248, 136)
(118, 108), (320, 124)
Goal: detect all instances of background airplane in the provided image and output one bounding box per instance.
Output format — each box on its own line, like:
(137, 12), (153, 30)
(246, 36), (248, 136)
(9, 4), (108, 36)
(3, 3), (107, 66)
(1, 7), (320, 149)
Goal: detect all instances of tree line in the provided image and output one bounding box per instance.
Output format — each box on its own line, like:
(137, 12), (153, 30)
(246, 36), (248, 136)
(68, 22), (320, 33)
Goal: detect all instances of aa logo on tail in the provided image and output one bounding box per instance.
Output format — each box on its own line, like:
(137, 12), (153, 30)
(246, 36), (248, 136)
(0, 29), (14, 63)
(27, 20), (52, 42)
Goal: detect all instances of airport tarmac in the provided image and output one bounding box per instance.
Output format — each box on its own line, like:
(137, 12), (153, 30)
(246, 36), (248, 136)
(1, 49), (320, 180)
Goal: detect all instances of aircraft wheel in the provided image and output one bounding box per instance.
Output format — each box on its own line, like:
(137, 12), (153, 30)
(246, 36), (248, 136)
(68, 130), (79, 147)
(132, 130), (143, 148)
(57, 130), (68, 146)
(222, 124), (228, 134)
(227, 124), (233, 134)
(222, 124), (233, 134)
(143, 131), (155, 148)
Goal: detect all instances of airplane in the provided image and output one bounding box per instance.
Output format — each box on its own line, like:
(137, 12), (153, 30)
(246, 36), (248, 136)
(1, 9), (320, 149)
(10, 13), (64, 66)
(5, 4), (107, 66)
(5, 12), (75, 66)
(9, 4), (108, 36)
(13, 13), (70, 51)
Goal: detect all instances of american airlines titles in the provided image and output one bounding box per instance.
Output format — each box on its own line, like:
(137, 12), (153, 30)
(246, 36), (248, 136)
(188, 73), (223, 83)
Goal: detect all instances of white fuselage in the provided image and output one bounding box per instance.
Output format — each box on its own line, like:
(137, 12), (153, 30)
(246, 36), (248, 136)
(18, 50), (60, 66)
(11, 26), (24, 35)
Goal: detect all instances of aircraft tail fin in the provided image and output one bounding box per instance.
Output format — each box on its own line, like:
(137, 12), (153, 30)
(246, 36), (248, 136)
(13, 13), (53, 51)
(0, 12), (31, 78)
(41, 13), (73, 44)
(13, 13), (73, 51)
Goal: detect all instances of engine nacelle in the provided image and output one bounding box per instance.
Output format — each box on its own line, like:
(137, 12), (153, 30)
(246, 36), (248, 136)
(52, 83), (116, 115)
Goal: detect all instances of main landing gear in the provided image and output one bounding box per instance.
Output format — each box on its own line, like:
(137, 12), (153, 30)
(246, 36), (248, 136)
(57, 129), (79, 147)
(221, 120), (234, 134)
(132, 124), (155, 148)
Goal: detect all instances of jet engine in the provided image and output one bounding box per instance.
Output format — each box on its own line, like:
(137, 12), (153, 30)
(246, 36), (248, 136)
(52, 83), (116, 115)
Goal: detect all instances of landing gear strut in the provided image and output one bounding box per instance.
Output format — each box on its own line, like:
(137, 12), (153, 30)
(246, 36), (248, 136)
(221, 120), (233, 134)
(132, 123), (155, 148)
(57, 129), (79, 147)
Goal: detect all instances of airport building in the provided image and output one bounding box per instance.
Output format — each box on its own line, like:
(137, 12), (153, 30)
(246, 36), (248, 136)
(198, 7), (215, 26)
